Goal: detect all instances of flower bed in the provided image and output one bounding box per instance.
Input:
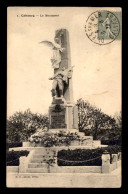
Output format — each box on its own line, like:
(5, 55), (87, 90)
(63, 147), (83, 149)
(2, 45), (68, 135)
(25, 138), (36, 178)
(57, 145), (121, 166)
(28, 130), (81, 147)
(6, 150), (29, 166)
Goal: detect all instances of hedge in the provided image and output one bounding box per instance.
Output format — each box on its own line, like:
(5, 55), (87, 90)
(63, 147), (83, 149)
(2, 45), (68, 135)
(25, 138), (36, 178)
(6, 150), (29, 166)
(6, 142), (22, 150)
(101, 139), (121, 146)
(57, 145), (121, 166)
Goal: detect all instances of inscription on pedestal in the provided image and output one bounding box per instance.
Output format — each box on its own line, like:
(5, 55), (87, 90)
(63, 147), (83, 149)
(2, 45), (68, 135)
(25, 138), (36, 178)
(50, 105), (66, 129)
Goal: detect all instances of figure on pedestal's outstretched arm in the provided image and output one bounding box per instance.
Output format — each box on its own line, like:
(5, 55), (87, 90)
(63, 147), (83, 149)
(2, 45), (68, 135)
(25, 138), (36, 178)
(39, 40), (65, 69)
(49, 66), (74, 98)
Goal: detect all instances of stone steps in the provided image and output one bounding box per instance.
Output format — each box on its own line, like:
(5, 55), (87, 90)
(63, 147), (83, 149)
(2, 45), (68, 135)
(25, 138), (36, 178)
(34, 151), (55, 155)
(77, 132), (86, 136)
(82, 136), (93, 140)
(27, 149), (54, 173)
(28, 163), (48, 168)
(27, 149), (55, 173)
(34, 148), (53, 154)
(26, 168), (48, 173)
(30, 158), (48, 163)
(33, 154), (54, 159)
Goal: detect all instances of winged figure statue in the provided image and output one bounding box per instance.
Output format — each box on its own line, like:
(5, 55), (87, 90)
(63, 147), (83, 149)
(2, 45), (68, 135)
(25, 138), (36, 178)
(39, 40), (64, 69)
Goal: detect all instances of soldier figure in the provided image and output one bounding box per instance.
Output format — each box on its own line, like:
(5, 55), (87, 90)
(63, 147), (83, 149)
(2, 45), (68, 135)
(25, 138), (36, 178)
(49, 66), (74, 98)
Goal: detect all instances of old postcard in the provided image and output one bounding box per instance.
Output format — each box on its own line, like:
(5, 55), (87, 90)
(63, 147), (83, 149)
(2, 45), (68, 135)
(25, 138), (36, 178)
(7, 7), (122, 188)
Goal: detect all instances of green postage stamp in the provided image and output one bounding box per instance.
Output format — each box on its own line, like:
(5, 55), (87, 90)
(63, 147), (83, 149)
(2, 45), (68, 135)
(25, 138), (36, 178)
(85, 10), (121, 45)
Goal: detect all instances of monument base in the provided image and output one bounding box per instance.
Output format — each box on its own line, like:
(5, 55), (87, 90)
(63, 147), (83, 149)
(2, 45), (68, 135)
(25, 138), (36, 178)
(49, 97), (78, 130)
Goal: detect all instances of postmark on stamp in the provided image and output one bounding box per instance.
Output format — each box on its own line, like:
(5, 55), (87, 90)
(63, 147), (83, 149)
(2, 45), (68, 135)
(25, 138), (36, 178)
(85, 10), (121, 45)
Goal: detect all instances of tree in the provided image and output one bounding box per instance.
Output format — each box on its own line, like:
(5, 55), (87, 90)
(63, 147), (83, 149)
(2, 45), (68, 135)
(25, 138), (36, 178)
(76, 98), (119, 140)
(114, 111), (122, 129)
(112, 111), (122, 141)
(7, 109), (49, 142)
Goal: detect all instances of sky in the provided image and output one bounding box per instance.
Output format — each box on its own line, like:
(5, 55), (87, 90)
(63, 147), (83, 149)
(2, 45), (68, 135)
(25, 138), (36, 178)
(7, 7), (121, 118)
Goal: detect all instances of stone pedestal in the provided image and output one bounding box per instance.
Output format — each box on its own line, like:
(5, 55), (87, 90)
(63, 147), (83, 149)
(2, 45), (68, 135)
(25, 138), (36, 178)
(48, 29), (78, 131)
(19, 156), (27, 173)
(101, 153), (111, 173)
(49, 97), (78, 130)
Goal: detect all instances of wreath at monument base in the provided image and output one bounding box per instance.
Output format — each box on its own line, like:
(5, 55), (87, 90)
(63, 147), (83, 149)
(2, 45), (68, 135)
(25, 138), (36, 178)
(28, 130), (81, 147)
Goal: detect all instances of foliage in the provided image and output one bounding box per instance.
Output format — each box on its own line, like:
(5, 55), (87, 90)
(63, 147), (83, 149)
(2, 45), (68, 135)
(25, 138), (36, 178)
(6, 142), (22, 151)
(45, 150), (57, 168)
(29, 130), (81, 147)
(7, 109), (49, 142)
(76, 98), (121, 141)
(101, 139), (121, 146)
(6, 150), (29, 166)
(6, 100), (122, 144)
(57, 145), (121, 166)
(114, 111), (122, 129)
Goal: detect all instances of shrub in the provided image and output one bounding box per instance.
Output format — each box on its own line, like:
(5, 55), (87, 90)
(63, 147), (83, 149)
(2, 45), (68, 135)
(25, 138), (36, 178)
(101, 139), (121, 146)
(57, 145), (121, 166)
(6, 142), (22, 151)
(6, 150), (29, 166)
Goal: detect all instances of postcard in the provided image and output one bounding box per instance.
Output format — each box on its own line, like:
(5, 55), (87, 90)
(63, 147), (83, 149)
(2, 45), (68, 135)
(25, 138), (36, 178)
(7, 7), (122, 188)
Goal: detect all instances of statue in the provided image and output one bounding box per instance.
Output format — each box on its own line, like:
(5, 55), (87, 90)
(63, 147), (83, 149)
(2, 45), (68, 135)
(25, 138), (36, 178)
(49, 66), (74, 98)
(39, 40), (64, 69)
(43, 29), (78, 129)
(40, 29), (74, 102)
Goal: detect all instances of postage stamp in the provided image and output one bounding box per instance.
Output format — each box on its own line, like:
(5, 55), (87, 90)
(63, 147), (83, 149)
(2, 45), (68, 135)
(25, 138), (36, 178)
(85, 10), (121, 45)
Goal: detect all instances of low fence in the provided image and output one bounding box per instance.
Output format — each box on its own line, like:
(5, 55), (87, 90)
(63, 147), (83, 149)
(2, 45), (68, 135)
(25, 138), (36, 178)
(101, 152), (121, 173)
(7, 149), (121, 174)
